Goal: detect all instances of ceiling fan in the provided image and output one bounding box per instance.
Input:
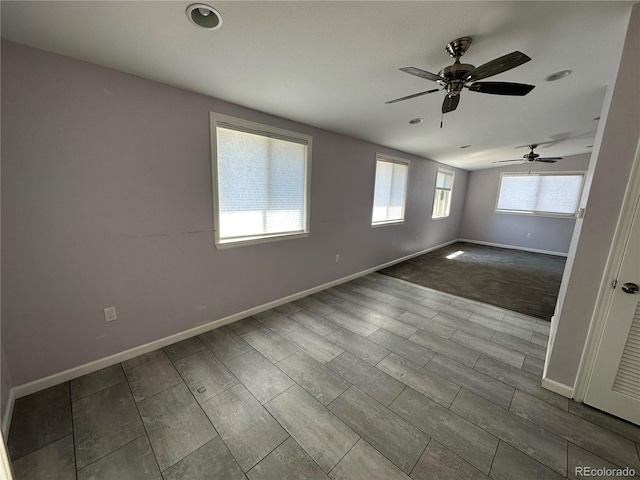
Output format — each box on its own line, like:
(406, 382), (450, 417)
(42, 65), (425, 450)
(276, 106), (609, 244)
(386, 37), (535, 115)
(493, 145), (563, 164)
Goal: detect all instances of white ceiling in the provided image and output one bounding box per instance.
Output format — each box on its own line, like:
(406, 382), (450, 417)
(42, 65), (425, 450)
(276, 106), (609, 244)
(1, 1), (634, 170)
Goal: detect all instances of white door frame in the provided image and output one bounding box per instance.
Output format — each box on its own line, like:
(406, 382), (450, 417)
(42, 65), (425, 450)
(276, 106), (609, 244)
(573, 141), (640, 402)
(0, 436), (13, 480)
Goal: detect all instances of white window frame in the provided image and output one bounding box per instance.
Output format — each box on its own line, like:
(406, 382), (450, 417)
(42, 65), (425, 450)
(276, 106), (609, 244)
(210, 112), (312, 248)
(371, 154), (410, 227)
(432, 168), (455, 219)
(495, 171), (586, 218)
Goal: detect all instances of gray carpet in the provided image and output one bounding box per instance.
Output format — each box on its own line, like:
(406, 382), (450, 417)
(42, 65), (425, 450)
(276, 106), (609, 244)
(378, 242), (566, 320)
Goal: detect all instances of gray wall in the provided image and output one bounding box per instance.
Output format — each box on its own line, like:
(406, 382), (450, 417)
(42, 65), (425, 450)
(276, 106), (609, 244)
(546, 4), (639, 388)
(1, 40), (467, 388)
(459, 154), (591, 254)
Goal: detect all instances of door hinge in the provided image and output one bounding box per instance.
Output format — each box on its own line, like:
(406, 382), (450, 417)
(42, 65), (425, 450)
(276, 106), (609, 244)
(612, 279), (618, 289)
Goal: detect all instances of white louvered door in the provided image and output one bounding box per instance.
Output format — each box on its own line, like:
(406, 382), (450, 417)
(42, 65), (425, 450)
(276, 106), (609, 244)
(585, 192), (640, 425)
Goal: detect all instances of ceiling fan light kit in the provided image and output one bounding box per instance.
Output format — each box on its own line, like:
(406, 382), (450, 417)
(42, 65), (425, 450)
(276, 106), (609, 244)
(387, 36), (535, 117)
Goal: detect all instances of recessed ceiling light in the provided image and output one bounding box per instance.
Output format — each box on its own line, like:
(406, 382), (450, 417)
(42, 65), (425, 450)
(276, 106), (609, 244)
(409, 118), (423, 124)
(544, 70), (572, 82)
(460, 145), (471, 149)
(186, 4), (222, 30)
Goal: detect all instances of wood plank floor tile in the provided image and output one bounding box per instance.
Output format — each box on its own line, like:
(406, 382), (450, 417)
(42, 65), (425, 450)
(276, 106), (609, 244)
(253, 310), (302, 336)
(241, 327), (299, 363)
(163, 437), (245, 480)
(396, 312), (457, 339)
(368, 328), (435, 367)
(390, 388), (498, 474)
(468, 313), (533, 341)
(122, 350), (183, 402)
(408, 330), (480, 367)
(288, 309), (340, 337)
(377, 353), (459, 408)
(198, 326), (254, 363)
(326, 352), (405, 407)
(247, 437), (329, 480)
(450, 389), (567, 476)
(450, 330), (525, 368)
(319, 309), (379, 337)
(311, 290), (372, 317)
(328, 439), (410, 480)
(201, 384), (288, 473)
(225, 350), (294, 404)
(12, 435), (76, 480)
(284, 326), (344, 364)
(491, 331), (546, 359)
(173, 349), (238, 404)
(325, 328), (389, 365)
(474, 355), (568, 411)
(163, 337), (207, 363)
(73, 382), (145, 470)
(137, 383), (217, 471)
(490, 441), (565, 480)
(510, 390), (640, 471)
(522, 355), (544, 376)
(328, 386), (429, 474)
(363, 311), (417, 338)
(410, 440), (490, 480)
(328, 285), (406, 318)
(277, 351), (350, 405)
(265, 385), (359, 473)
(424, 354), (514, 409)
(568, 401), (640, 444)
(76, 436), (161, 480)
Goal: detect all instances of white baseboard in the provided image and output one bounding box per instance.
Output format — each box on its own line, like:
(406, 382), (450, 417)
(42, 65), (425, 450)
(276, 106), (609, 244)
(5, 238), (457, 421)
(1, 390), (15, 438)
(541, 377), (574, 398)
(458, 239), (568, 257)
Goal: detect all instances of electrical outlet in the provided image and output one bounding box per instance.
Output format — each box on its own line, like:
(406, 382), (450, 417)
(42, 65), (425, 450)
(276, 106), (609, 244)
(335, 254), (340, 263)
(104, 306), (117, 322)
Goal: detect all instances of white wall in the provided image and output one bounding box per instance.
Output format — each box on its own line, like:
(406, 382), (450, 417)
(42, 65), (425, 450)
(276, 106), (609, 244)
(545, 3), (640, 390)
(1, 40), (467, 389)
(459, 154), (591, 255)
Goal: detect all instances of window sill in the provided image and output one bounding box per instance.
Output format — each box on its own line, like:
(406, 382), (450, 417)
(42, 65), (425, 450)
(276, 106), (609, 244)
(371, 220), (405, 228)
(432, 215), (451, 219)
(215, 231), (309, 249)
(495, 210), (577, 218)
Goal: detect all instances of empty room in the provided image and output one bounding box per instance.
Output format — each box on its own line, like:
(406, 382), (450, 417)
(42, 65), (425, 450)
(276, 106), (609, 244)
(1, 2), (639, 480)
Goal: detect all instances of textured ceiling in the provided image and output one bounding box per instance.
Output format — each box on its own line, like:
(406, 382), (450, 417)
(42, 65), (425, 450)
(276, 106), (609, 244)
(1, 1), (634, 170)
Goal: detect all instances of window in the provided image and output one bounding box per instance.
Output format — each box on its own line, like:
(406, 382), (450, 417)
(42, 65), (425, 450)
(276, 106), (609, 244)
(211, 113), (311, 247)
(432, 169), (454, 218)
(496, 172), (584, 216)
(371, 155), (409, 226)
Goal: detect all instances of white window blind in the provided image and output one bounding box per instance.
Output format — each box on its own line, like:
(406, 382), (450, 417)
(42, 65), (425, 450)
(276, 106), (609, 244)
(212, 116), (310, 246)
(372, 157), (409, 225)
(433, 169), (454, 218)
(496, 173), (584, 216)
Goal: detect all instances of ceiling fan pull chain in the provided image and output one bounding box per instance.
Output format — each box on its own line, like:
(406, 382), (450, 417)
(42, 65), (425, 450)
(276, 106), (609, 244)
(440, 111), (444, 129)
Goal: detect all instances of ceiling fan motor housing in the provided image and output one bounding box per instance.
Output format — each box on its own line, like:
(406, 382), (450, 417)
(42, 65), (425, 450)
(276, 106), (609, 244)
(438, 63), (475, 95)
(525, 145), (540, 160)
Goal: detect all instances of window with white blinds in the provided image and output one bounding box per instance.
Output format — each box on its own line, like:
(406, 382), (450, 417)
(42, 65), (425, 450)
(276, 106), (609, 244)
(496, 172), (584, 216)
(211, 113), (311, 247)
(433, 169), (455, 218)
(371, 156), (409, 226)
